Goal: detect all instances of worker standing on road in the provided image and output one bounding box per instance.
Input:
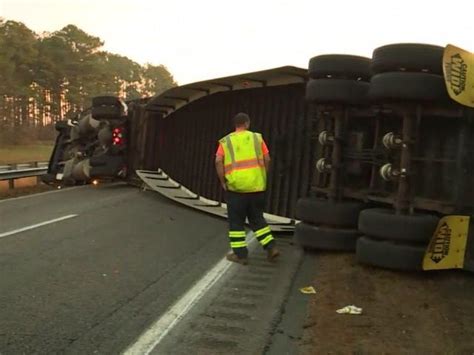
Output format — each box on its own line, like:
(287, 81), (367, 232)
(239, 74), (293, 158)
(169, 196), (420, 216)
(215, 112), (280, 265)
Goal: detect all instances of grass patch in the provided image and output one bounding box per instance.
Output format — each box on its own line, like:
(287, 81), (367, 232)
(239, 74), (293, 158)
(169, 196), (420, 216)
(0, 142), (54, 165)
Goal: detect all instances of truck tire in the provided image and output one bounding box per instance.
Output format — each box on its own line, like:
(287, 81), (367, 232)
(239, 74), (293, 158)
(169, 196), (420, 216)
(306, 79), (369, 105)
(295, 222), (359, 251)
(308, 54), (371, 81)
(371, 43), (444, 74)
(358, 208), (439, 243)
(295, 198), (364, 228)
(369, 72), (449, 102)
(92, 96), (122, 107)
(356, 236), (425, 271)
(91, 106), (122, 119)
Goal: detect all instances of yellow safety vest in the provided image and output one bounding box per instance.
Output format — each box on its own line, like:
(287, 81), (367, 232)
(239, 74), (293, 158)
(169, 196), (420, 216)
(219, 130), (267, 193)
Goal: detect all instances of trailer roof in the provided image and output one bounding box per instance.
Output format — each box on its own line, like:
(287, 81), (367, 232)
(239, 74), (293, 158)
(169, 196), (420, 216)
(146, 66), (306, 118)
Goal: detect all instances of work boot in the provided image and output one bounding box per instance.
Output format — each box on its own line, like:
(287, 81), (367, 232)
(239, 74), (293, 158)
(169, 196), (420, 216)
(267, 247), (280, 262)
(226, 253), (248, 265)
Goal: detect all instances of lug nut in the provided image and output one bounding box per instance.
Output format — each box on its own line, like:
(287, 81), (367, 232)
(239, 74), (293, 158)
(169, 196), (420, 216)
(318, 131), (334, 146)
(382, 132), (403, 150)
(379, 163), (399, 181)
(316, 158), (332, 173)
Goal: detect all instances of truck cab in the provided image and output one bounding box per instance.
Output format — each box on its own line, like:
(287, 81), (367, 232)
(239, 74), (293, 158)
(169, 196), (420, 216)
(42, 96), (128, 186)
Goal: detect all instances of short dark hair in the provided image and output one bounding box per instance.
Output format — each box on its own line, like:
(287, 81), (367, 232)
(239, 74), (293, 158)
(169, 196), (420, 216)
(233, 112), (250, 127)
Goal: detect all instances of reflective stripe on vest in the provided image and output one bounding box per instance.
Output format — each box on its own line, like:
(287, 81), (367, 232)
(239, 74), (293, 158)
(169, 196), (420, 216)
(223, 133), (264, 174)
(220, 131), (267, 193)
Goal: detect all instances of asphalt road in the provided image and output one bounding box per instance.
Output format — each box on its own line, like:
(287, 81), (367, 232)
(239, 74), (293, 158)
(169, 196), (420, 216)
(0, 183), (231, 354)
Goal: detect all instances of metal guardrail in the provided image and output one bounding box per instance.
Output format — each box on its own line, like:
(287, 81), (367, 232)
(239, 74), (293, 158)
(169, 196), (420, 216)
(0, 162), (48, 189)
(0, 162), (48, 171)
(0, 167), (48, 180)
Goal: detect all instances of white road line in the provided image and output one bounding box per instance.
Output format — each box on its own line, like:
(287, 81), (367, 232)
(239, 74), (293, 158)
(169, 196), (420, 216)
(0, 214), (78, 239)
(124, 233), (256, 355)
(0, 182), (126, 205)
(0, 185), (86, 204)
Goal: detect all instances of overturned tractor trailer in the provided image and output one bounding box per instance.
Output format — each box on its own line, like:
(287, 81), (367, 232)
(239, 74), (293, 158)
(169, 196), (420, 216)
(128, 43), (474, 273)
(43, 97), (129, 185)
(45, 43), (474, 272)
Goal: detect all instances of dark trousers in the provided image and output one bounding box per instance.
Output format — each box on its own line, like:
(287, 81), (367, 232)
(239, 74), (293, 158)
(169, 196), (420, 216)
(226, 191), (275, 258)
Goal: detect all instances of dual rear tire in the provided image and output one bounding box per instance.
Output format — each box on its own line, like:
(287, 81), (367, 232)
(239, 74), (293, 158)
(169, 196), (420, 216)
(356, 208), (439, 271)
(294, 202), (440, 271)
(294, 198), (364, 251)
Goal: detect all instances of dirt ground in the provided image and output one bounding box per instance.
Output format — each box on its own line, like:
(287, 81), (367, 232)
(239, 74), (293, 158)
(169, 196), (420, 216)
(0, 179), (54, 200)
(299, 252), (474, 354)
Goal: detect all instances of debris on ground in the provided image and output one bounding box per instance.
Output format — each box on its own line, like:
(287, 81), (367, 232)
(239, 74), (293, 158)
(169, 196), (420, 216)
(299, 286), (317, 294)
(336, 305), (363, 315)
(299, 253), (474, 353)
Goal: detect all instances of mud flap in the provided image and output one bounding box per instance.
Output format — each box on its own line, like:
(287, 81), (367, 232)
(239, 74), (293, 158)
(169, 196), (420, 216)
(423, 215), (470, 270)
(442, 44), (474, 107)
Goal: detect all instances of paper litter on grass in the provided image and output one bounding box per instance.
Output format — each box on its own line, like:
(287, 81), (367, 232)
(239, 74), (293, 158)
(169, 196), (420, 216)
(336, 305), (362, 314)
(299, 286), (317, 294)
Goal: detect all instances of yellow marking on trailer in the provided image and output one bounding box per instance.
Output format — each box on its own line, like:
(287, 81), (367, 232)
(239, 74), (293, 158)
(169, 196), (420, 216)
(443, 44), (474, 107)
(423, 215), (469, 270)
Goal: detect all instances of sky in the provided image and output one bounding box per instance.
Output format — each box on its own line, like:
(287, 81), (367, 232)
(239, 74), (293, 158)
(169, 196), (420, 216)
(1, 0), (473, 85)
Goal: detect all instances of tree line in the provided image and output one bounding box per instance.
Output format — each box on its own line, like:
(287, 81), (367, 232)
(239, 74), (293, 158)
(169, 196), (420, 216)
(0, 19), (176, 144)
